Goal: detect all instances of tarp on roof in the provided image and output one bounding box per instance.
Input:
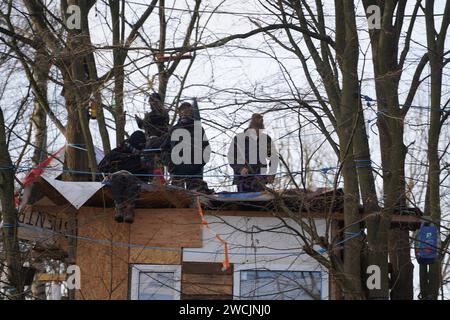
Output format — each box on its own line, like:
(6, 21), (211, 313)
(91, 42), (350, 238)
(212, 192), (274, 202)
(41, 177), (104, 209)
(28, 145), (105, 209)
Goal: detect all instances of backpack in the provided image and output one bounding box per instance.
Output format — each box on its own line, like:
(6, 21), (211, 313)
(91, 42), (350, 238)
(415, 223), (439, 265)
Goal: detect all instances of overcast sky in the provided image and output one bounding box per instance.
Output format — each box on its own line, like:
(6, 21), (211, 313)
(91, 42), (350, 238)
(2, 0), (448, 196)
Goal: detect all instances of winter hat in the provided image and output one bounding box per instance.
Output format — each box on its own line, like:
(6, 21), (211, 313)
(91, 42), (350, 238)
(179, 102), (193, 111)
(179, 102), (194, 117)
(149, 92), (162, 102)
(128, 131), (146, 150)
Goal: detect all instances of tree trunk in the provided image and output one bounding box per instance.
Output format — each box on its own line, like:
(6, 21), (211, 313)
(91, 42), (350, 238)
(0, 108), (24, 299)
(337, 0), (364, 299)
(420, 0), (450, 299)
(353, 98), (388, 299)
(31, 44), (49, 165)
(364, 0), (414, 299)
(62, 1), (99, 180)
(110, 0), (126, 145)
(28, 42), (50, 203)
(62, 83), (90, 181)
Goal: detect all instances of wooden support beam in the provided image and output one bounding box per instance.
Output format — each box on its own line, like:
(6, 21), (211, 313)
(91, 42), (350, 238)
(36, 273), (67, 282)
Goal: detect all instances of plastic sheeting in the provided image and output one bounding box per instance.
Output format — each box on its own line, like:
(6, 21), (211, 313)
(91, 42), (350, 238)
(41, 176), (104, 209)
(38, 145), (105, 209)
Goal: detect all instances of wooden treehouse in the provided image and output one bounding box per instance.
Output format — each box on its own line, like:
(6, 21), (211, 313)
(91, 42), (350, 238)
(12, 158), (423, 300)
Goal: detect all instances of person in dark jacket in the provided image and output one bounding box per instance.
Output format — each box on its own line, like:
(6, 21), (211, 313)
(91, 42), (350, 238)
(98, 131), (148, 223)
(135, 92), (170, 138)
(227, 113), (279, 192)
(135, 92), (170, 181)
(162, 102), (211, 192)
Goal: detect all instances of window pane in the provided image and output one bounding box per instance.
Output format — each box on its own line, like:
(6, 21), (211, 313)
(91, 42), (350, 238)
(138, 272), (176, 300)
(240, 271), (321, 300)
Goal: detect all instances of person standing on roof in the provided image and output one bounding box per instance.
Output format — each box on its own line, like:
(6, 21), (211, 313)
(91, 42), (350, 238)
(135, 92), (170, 138)
(135, 92), (170, 183)
(162, 102), (212, 193)
(98, 131), (148, 223)
(227, 113), (279, 192)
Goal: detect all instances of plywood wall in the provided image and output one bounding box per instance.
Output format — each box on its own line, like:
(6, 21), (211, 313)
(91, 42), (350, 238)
(75, 208), (200, 300)
(130, 209), (202, 248)
(76, 208), (130, 300)
(181, 262), (233, 300)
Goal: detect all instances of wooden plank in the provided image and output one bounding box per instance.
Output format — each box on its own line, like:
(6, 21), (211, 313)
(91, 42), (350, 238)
(182, 283), (233, 296)
(84, 185), (192, 208)
(30, 205), (77, 215)
(130, 209), (202, 248)
(17, 206), (74, 250)
(138, 186), (192, 208)
(36, 273), (67, 282)
(129, 248), (181, 265)
(33, 196), (56, 206)
(182, 273), (233, 286)
(181, 262), (234, 298)
(182, 262), (233, 275)
(75, 207), (130, 300)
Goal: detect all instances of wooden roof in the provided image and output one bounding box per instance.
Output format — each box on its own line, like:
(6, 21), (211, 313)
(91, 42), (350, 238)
(28, 179), (424, 230)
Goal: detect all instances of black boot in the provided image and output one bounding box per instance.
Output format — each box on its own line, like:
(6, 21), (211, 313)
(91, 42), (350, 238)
(124, 204), (135, 224)
(114, 202), (124, 223)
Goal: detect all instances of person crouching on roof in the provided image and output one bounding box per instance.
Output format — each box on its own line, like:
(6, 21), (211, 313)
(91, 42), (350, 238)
(227, 113), (279, 192)
(162, 102), (212, 193)
(98, 131), (148, 223)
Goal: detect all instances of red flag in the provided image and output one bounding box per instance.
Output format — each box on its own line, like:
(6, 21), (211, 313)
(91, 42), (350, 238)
(22, 146), (65, 187)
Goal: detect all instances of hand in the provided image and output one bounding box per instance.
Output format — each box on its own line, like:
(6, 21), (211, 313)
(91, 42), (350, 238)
(240, 167), (249, 176)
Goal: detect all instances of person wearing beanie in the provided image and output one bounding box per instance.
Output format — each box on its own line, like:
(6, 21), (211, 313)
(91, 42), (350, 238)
(98, 131), (149, 223)
(227, 113), (278, 192)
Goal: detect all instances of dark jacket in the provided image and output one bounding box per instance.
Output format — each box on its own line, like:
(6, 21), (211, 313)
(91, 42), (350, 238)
(136, 110), (170, 137)
(98, 144), (147, 177)
(228, 129), (278, 184)
(162, 117), (210, 175)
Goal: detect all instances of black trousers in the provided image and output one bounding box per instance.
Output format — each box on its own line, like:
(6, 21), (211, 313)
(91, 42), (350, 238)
(236, 176), (267, 193)
(110, 172), (141, 208)
(171, 165), (205, 190)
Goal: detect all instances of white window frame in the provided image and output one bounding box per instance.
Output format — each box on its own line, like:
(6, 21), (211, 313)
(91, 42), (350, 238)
(233, 264), (327, 300)
(130, 264), (181, 300)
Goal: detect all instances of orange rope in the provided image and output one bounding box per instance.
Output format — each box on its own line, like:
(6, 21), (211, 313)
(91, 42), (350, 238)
(196, 197), (230, 271)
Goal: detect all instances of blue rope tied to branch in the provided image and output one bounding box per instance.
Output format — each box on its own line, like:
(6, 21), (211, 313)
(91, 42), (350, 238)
(67, 144), (88, 152)
(355, 159), (373, 169)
